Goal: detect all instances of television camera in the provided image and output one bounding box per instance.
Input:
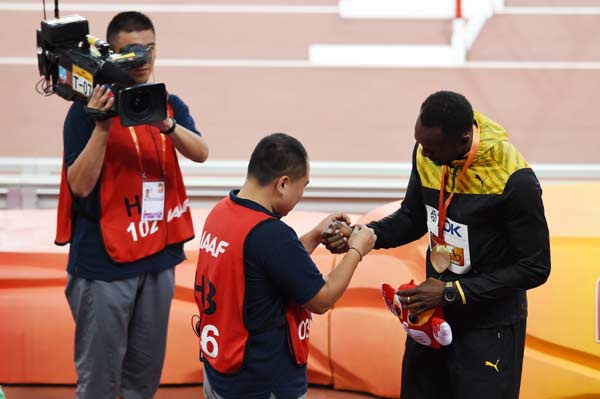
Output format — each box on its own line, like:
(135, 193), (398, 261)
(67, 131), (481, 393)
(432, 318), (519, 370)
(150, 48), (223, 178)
(36, 14), (167, 127)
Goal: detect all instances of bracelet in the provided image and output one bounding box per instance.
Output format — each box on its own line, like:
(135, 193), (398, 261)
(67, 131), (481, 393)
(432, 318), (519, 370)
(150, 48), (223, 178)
(348, 247), (363, 261)
(160, 117), (176, 134)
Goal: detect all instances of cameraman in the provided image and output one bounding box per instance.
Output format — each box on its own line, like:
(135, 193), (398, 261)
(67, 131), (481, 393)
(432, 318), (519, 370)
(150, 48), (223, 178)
(55, 11), (209, 399)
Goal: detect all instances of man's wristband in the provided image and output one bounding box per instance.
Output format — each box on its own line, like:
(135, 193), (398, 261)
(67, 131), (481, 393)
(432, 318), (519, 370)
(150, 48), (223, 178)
(160, 117), (176, 134)
(348, 247), (363, 261)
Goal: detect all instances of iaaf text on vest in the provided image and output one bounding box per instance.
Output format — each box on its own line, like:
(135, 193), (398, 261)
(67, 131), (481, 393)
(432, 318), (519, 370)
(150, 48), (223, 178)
(199, 231), (230, 259)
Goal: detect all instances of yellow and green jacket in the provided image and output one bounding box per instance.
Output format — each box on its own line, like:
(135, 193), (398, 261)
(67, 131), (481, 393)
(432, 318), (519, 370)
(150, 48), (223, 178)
(368, 112), (551, 328)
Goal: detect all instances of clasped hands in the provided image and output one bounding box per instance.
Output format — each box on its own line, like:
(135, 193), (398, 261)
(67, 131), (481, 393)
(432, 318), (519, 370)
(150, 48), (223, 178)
(319, 216), (376, 260)
(320, 216), (445, 314)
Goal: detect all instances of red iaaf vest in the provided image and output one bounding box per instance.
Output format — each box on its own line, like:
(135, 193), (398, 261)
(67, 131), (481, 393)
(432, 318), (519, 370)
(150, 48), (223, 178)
(194, 197), (311, 374)
(55, 104), (194, 263)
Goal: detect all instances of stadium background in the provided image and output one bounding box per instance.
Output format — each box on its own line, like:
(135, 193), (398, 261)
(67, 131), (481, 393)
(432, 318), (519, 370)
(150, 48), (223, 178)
(1, 0), (600, 398)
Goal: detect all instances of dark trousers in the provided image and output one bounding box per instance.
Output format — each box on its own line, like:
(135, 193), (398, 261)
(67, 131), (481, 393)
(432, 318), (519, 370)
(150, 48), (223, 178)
(400, 319), (526, 399)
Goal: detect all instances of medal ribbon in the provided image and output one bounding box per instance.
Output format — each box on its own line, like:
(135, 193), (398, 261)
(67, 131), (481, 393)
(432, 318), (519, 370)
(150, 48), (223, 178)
(436, 125), (480, 242)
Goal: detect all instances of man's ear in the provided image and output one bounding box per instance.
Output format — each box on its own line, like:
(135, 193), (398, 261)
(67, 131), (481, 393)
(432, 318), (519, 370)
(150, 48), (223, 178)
(456, 131), (472, 152)
(276, 176), (290, 194)
(460, 131), (472, 146)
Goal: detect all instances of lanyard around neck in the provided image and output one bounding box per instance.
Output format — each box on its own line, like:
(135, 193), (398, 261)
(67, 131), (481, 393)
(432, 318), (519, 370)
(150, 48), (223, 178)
(436, 125), (480, 241)
(128, 126), (167, 179)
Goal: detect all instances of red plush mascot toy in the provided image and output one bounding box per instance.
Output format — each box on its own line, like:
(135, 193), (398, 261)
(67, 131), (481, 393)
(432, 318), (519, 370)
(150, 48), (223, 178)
(381, 280), (452, 349)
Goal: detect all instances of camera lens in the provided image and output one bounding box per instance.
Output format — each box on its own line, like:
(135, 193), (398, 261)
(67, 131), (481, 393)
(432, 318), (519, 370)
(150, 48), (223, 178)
(125, 88), (153, 121)
(117, 83), (166, 127)
(129, 89), (150, 114)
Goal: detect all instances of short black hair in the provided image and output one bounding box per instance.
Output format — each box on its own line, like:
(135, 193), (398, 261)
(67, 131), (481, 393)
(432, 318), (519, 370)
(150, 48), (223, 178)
(247, 133), (309, 186)
(106, 11), (155, 46)
(419, 91), (474, 138)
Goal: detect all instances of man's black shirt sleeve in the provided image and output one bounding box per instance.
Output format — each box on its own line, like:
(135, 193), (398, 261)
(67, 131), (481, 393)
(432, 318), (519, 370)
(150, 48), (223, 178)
(168, 93), (201, 135)
(63, 100), (95, 166)
(459, 168), (551, 302)
(367, 144), (428, 249)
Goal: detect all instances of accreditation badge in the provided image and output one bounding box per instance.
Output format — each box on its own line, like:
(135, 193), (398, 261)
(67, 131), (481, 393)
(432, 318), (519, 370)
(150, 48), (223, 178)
(141, 181), (165, 221)
(426, 205), (471, 274)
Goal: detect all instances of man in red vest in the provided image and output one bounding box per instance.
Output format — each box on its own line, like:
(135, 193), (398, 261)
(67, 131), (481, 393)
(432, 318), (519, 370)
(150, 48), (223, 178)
(56, 11), (209, 399)
(195, 133), (375, 399)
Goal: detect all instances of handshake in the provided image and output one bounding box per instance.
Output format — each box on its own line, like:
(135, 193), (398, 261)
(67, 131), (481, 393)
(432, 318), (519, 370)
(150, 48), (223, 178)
(319, 216), (377, 260)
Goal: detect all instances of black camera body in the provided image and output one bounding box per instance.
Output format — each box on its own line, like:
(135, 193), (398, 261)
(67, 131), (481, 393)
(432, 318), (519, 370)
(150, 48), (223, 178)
(37, 15), (166, 127)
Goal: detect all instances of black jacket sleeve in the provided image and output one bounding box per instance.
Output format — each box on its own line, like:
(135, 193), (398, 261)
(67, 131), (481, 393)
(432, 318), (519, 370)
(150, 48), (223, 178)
(367, 145), (428, 249)
(460, 168), (551, 302)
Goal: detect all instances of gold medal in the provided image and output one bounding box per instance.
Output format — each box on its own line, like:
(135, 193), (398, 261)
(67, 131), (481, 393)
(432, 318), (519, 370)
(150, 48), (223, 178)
(430, 244), (451, 273)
